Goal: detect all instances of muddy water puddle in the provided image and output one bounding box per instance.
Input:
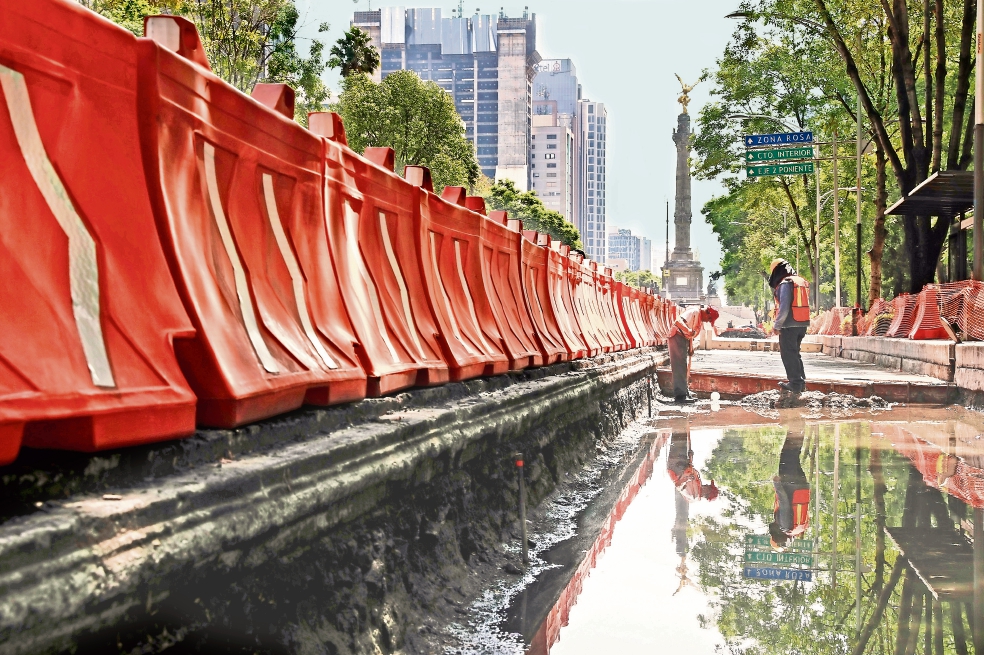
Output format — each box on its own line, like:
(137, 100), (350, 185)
(492, 403), (984, 654)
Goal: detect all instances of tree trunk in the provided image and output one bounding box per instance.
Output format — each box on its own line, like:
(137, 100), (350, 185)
(869, 147), (888, 302)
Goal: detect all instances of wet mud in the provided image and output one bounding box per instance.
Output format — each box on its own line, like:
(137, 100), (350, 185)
(45, 366), (658, 655)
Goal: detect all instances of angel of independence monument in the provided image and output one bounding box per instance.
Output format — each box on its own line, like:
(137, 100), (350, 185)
(661, 76), (705, 303)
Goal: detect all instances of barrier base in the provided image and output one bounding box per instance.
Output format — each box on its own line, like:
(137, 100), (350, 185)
(449, 363), (488, 382)
(484, 361), (511, 376)
(0, 423), (24, 466)
(507, 356), (533, 371)
(368, 371), (420, 398)
(20, 404), (196, 452)
(416, 368), (451, 387)
(304, 379), (369, 406)
(197, 389), (308, 428)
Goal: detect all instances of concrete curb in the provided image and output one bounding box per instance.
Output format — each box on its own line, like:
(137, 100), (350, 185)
(656, 368), (956, 404)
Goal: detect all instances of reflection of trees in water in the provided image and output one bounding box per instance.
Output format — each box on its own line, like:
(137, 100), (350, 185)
(685, 423), (979, 654)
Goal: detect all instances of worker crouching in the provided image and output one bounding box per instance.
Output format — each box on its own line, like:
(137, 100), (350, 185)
(667, 304), (719, 404)
(768, 259), (811, 394)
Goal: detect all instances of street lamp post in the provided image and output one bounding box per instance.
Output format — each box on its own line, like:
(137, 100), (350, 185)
(975, 1), (983, 281)
(832, 127), (841, 307)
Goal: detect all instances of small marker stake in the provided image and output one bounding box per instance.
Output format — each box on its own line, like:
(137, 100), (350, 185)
(514, 452), (529, 566)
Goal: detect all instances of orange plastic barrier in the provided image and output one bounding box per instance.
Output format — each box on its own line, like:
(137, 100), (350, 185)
(317, 141), (449, 394)
(0, 0), (198, 464)
(477, 206), (542, 369)
(565, 253), (604, 356)
(411, 183), (509, 379)
(616, 284), (647, 348)
(138, 19), (366, 427)
(542, 238), (589, 359)
(518, 230), (569, 365)
(908, 286), (950, 340)
(602, 275), (631, 350)
(885, 294), (918, 338)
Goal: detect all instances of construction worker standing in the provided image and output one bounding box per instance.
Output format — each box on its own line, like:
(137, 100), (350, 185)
(667, 304), (719, 403)
(768, 259), (811, 393)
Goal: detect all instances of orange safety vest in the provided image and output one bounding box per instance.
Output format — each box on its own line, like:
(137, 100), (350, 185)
(774, 488), (811, 536)
(774, 275), (811, 323)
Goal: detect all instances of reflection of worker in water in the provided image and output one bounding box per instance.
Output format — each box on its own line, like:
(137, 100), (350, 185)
(769, 431), (811, 550)
(668, 431), (718, 594)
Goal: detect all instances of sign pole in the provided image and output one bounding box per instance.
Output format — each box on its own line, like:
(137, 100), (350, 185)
(856, 30), (864, 330)
(833, 128), (841, 308)
(816, 155), (822, 309)
(975, 0), (983, 281)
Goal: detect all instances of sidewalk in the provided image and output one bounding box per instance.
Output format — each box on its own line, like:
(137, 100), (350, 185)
(690, 350), (947, 386)
(657, 349), (954, 404)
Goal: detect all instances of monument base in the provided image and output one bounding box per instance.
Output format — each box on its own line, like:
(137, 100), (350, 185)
(662, 256), (704, 304)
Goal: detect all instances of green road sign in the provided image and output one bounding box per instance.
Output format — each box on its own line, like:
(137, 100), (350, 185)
(745, 147), (814, 163)
(744, 550), (814, 566)
(745, 535), (814, 551)
(747, 162), (815, 177)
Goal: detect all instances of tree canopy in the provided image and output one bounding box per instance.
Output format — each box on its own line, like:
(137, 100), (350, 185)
(480, 179), (582, 250)
(78, 0), (329, 125)
(332, 70), (480, 191)
(695, 0), (977, 307)
(328, 26), (380, 78)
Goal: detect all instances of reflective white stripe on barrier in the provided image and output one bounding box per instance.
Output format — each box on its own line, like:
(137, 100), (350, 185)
(454, 240), (491, 353)
(0, 64), (116, 388)
(379, 211), (424, 360)
(203, 142), (280, 374)
(262, 173), (337, 370)
(342, 202), (399, 363)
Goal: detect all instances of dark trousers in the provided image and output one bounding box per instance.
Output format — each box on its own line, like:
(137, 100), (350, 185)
(668, 332), (690, 398)
(779, 326), (807, 389)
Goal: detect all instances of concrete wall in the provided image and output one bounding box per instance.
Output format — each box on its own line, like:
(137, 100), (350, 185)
(0, 349), (665, 655)
(821, 336), (955, 381)
(956, 343), (984, 391)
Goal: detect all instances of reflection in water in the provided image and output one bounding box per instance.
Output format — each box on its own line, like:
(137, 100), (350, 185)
(770, 430), (810, 549)
(531, 410), (984, 654)
(668, 430), (718, 595)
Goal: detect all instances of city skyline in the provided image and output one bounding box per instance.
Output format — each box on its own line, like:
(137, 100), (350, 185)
(299, 0), (736, 275)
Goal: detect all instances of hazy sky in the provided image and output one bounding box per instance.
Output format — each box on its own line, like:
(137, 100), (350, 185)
(297, 0), (743, 274)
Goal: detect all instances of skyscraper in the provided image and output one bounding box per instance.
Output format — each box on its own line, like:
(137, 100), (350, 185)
(530, 123), (574, 221)
(576, 100), (607, 263)
(641, 237), (652, 272)
(352, 8), (539, 189)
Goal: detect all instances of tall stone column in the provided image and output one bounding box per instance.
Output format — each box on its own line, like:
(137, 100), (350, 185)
(661, 109), (704, 302)
(672, 113), (693, 258)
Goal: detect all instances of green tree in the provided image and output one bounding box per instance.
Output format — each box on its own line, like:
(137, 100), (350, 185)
(615, 270), (659, 291)
(79, 0), (329, 125)
(77, 0), (182, 34)
(718, 0), (977, 295)
(481, 180), (582, 250)
(333, 71), (480, 191)
(328, 26), (380, 78)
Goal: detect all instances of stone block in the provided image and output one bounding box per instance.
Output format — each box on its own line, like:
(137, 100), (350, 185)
(956, 343), (984, 369)
(955, 366), (984, 392)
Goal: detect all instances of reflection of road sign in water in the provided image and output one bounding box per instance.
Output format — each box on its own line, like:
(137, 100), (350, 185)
(745, 535), (814, 551)
(747, 162), (815, 177)
(745, 147), (813, 163)
(744, 551), (814, 566)
(744, 131), (813, 146)
(743, 567), (813, 582)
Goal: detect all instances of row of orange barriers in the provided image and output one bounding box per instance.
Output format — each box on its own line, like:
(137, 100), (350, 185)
(0, 1), (677, 465)
(809, 280), (984, 340)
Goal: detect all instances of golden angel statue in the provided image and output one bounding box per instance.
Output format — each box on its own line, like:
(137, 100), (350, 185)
(675, 73), (702, 114)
